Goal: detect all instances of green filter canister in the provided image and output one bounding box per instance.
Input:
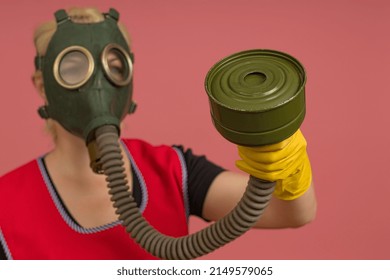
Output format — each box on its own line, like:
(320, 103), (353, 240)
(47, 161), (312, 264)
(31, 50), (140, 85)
(205, 49), (307, 146)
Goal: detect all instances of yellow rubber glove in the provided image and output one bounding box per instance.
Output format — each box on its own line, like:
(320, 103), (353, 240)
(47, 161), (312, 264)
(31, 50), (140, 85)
(236, 129), (312, 200)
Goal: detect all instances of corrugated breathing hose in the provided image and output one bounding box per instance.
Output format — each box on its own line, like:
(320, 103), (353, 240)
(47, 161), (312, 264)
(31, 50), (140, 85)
(95, 125), (275, 259)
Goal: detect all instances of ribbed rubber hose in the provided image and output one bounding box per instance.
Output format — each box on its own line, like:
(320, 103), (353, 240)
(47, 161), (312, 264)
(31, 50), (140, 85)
(95, 125), (275, 259)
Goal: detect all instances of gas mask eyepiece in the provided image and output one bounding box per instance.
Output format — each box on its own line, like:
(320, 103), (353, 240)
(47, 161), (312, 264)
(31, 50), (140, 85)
(102, 43), (133, 86)
(54, 46), (94, 89)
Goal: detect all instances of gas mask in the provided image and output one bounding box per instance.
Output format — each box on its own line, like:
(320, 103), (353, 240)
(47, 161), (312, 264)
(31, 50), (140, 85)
(35, 8), (136, 145)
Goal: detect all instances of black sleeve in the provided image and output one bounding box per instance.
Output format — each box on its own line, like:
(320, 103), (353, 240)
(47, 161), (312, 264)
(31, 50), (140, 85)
(0, 244), (6, 260)
(173, 145), (225, 219)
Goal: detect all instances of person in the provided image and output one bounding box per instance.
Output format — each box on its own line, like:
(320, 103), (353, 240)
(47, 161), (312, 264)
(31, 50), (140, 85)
(0, 7), (316, 260)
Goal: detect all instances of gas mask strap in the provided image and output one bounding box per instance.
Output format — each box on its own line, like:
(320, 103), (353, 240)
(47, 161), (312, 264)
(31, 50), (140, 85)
(34, 56), (42, 70)
(129, 52), (135, 63)
(104, 8), (120, 21)
(128, 101), (137, 114)
(38, 106), (50, 119)
(54, 9), (70, 24)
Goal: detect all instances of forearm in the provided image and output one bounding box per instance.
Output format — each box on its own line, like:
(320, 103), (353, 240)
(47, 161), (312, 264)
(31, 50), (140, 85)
(202, 171), (316, 229)
(253, 181), (316, 229)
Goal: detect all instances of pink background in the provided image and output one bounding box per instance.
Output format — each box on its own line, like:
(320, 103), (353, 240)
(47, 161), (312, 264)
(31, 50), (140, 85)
(0, 0), (389, 259)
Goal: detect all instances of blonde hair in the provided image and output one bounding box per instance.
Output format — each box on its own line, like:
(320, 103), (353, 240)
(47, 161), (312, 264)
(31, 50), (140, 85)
(33, 7), (131, 139)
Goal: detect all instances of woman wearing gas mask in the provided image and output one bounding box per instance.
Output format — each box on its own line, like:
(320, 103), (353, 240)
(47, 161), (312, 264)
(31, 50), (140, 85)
(0, 7), (316, 260)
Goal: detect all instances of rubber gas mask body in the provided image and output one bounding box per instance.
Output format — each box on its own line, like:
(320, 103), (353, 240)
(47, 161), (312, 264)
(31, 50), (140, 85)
(35, 9), (136, 144)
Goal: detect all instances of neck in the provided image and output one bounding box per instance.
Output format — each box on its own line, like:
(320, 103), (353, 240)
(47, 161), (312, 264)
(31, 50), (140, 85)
(49, 124), (93, 176)
(45, 122), (131, 184)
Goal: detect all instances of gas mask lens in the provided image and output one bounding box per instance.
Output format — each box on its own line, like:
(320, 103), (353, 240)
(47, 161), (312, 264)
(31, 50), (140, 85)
(54, 46), (94, 89)
(102, 43), (133, 86)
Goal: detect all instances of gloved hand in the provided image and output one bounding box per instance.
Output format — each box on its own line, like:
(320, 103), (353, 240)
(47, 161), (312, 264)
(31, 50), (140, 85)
(235, 129), (312, 200)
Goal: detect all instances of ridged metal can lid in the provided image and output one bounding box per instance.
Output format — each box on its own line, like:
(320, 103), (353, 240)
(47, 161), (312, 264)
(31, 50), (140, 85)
(205, 49), (307, 146)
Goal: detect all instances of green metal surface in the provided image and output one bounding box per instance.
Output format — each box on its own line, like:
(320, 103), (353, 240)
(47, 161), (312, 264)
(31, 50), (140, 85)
(205, 49), (307, 146)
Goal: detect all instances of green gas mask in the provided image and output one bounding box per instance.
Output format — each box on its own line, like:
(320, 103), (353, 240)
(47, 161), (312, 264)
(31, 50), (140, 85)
(35, 8), (136, 144)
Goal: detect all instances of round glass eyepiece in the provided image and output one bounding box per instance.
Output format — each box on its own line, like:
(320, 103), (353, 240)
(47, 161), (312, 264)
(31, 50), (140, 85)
(102, 44), (133, 86)
(54, 46), (94, 89)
